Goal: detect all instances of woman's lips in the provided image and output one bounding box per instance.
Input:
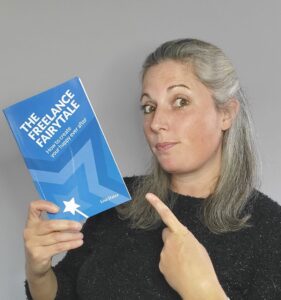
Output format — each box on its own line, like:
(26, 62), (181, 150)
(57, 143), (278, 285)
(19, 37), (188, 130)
(155, 142), (178, 152)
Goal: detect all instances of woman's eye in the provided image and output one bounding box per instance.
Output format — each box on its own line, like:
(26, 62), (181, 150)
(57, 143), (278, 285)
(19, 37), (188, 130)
(140, 104), (155, 114)
(174, 97), (189, 107)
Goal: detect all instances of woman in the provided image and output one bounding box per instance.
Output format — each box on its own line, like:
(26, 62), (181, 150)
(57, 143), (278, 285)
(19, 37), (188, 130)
(24, 39), (281, 299)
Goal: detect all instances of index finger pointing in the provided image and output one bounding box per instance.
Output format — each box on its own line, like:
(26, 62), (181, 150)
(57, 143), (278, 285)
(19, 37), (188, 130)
(145, 193), (185, 233)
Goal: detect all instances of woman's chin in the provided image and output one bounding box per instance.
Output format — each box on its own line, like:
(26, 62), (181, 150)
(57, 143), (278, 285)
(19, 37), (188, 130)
(158, 162), (182, 174)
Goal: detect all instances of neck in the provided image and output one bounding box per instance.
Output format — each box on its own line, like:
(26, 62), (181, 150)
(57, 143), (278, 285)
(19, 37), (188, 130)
(170, 153), (221, 199)
(171, 173), (218, 199)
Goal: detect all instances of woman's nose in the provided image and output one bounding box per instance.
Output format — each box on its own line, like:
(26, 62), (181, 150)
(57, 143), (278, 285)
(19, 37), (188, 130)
(150, 107), (169, 133)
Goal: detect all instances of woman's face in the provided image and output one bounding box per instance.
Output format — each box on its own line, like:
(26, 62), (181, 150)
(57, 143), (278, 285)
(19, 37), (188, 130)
(141, 60), (228, 178)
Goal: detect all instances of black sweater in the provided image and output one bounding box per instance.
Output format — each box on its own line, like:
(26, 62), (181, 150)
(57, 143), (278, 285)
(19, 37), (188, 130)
(26, 176), (281, 299)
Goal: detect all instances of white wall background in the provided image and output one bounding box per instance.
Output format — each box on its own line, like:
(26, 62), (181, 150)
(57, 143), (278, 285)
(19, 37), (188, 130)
(0, 1), (280, 298)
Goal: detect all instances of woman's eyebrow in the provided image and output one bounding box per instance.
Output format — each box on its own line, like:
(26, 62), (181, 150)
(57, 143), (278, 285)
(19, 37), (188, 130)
(167, 84), (190, 91)
(140, 84), (190, 102)
(140, 93), (153, 102)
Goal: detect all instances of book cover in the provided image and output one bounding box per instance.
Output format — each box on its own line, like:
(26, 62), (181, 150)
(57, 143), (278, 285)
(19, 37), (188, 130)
(3, 77), (131, 221)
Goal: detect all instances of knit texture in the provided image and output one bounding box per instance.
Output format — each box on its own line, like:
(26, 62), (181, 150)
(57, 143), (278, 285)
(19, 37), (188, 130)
(25, 176), (281, 299)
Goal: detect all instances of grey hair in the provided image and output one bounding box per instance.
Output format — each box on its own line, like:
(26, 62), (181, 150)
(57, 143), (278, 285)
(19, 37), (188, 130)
(116, 38), (260, 234)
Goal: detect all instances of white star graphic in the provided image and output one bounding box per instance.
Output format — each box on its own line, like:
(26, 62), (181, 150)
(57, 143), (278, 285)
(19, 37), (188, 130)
(63, 197), (80, 215)
(63, 197), (89, 219)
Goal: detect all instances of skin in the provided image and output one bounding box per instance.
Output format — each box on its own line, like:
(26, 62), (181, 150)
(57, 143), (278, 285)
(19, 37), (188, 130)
(141, 60), (238, 299)
(24, 201), (83, 299)
(141, 60), (238, 198)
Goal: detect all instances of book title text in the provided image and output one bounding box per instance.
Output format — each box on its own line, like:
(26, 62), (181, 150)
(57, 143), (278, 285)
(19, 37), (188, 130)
(19, 89), (80, 148)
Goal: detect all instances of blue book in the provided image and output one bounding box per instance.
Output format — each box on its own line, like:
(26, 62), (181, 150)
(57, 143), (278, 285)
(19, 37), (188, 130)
(3, 77), (131, 221)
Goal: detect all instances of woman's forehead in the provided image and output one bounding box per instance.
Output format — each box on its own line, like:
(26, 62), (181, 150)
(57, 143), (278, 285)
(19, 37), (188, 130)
(142, 61), (200, 91)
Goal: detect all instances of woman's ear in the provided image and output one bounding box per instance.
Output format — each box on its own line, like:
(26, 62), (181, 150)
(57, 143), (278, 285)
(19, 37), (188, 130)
(220, 98), (240, 131)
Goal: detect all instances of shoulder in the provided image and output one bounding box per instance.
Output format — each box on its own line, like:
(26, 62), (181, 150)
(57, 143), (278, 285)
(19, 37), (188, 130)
(249, 190), (281, 245)
(251, 190), (281, 224)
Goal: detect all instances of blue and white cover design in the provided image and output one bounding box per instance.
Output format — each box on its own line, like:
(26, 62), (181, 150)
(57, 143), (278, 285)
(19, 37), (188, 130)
(3, 77), (131, 221)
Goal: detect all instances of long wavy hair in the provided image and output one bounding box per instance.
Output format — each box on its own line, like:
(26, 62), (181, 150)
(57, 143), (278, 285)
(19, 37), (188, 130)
(116, 38), (260, 234)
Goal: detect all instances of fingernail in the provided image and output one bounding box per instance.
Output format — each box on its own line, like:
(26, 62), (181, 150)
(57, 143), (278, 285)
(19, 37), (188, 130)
(145, 193), (155, 202)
